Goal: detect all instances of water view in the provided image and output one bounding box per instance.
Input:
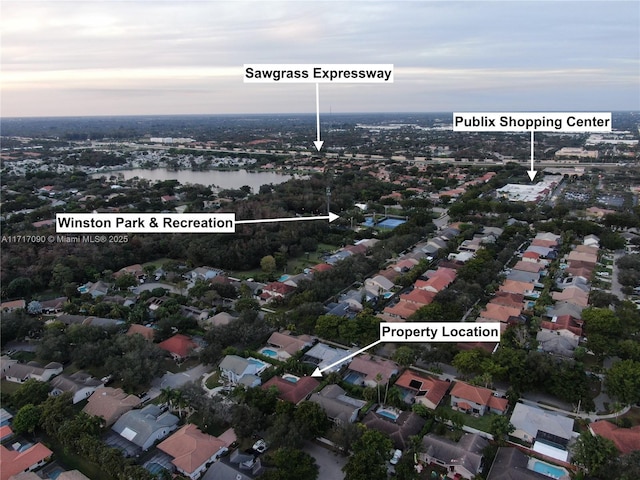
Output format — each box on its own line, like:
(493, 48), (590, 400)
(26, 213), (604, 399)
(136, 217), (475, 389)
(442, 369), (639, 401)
(94, 168), (294, 192)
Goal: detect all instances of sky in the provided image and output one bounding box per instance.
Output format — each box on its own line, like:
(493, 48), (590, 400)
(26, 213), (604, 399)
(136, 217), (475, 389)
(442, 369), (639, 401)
(1, 0), (639, 117)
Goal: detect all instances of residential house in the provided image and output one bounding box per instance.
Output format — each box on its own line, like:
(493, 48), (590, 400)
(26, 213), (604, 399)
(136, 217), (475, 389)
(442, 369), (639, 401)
(450, 381), (508, 416)
(219, 355), (268, 387)
(499, 280), (536, 296)
(0, 442), (52, 480)
(126, 324), (156, 341)
(82, 387), (142, 426)
(491, 292), (525, 310)
(420, 433), (489, 480)
(114, 264), (145, 280)
(261, 375), (320, 404)
(282, 271), (313, 288)
(512, 261), (544, 274)
(537, 329), (579, 357)
(201, 451), (264, 480)
(545, 302), (584, 320)
(478, 304), (523, 325)
(589, 420), (640, 455)
(309, 384), (366, 425)
(383, 300), (421, 320)
(158, 334), (198, 361)
(78, 280), (110, 298)
(507, 270), (541, 285)
(540, 315), (583, 337)
(343, 354), (399, 388)
(3, 361), (63, 384)
(551, 287), (589, 307)
(400, 288), (437, 307)
(263, 331), (314, 360)
(364, 274), (395, 295)
(362, 410), (425, 450)
(301, 343), (354, 373)
(509, 403), (574, 447)
(394, 370), (450, 410)
(158, 424), (230, 480)
(259, 281), (295, 301)
(112, 404), (179, 451)
(0, 356), (18, 379)
(49, 371), (103, 404)
(39, 296), (67, 313)
(487, 447), (554, 480)
(185, 266), (223, 282)
(325, 250), (353, 265)
(202, 311), (236, 328)
(0, 299), (25, 312)
(180, 305), (209, 323)
(0, 426), (12, 442)
(0, 408), (13, 427)
(390, 258), (419, 273)
(583, 235), (600, 247)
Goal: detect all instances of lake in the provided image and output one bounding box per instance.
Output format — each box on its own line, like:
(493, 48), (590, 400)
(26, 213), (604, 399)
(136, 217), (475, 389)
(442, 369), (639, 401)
(94, 168), (294, 192)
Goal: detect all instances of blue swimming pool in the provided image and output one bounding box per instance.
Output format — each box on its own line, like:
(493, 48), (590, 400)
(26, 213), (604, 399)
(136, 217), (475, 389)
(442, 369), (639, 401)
(532, 460), (568, 479)
(343, 371), (363, 384)
(282, 374), (300, 383)
(260, 348), (278, 357)
(376, 407), (400, 421)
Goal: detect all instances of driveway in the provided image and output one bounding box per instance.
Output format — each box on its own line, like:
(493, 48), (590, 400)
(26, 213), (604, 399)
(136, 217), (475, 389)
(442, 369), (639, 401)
(303, 441), (346, 480)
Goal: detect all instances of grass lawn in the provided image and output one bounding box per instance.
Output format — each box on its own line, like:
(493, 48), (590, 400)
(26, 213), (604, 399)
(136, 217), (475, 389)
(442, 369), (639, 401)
(41, 434), (114, 480)
(205, 371), (221, 389)
(1, 380), (21, 395)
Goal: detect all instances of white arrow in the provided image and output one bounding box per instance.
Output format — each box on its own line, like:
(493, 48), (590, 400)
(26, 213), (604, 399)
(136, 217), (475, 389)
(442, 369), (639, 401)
(311, 339), (382, 377)
(313, 83), (324, 151)
(236, 212), (338, 225)
(527, 130), (537, 181)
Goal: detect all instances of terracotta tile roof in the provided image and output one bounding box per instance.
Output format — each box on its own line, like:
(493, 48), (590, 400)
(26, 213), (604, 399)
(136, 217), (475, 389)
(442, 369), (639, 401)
(126, 324), (155, 341)
(158, 424), (226, 476)
(312, 263), (333, 272)
(479, 303), (522, 323)
(499, 280), (535, 295)
(531, 239), (557, 248)
(0, 443), (52, 480)
(348, 355), (399, 384)
(158, 334), (197, 358)
(590, 421), (640, 455)
(451, 382), (508, 413)
(540, 315), (583, 336)
(261, 376), (320, 404)
(82, 387), (141, 426)
(383, 300), (421, 320)
(491, 292), (525, 309)
(394, 370), (450, 407)
(401, 289), (436, 306)
(513, 261), (544, 273)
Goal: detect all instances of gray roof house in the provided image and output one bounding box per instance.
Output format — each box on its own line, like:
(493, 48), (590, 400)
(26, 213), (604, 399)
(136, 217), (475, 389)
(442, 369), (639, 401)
(112, 404), (179, 450)
(487, 447), (556, 480)
(201, 451), (264, 480)
(420, 433), (489, 480)
(301, 343), (353, 373)
(3, 361), (63, 384)
(536, 329), (579, 358)
(309, 384), (366, 425)
(219, 355), (267, 388)
(509, 403), (574, 447)
(49, 371), (104, 404)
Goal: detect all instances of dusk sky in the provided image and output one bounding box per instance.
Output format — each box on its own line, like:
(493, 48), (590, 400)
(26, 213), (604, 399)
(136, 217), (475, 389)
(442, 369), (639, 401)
(2, 1), (639, 117)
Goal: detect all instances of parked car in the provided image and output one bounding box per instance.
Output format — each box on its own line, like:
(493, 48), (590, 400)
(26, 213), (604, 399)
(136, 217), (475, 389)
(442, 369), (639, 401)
(252, 439), (268, 454)
(390, 449), (402, 465)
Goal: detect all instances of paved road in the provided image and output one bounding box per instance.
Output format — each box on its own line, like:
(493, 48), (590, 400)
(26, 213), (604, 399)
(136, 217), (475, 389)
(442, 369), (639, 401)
(303, 441), (346, 480)
(610, 251), (625, 300)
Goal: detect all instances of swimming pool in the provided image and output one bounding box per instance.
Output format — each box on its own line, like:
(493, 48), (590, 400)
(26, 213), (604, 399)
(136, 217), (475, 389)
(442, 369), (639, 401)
(278, 274), (290, 282)
(376, 407), (400, 421)
(248, 357), (267, 368)
(531, 460), (568, 479)
(343, 371), (363, 384)
(77, 285), (89, 294)
(260, 348), (278, 358)
(282, 374), (300, 383)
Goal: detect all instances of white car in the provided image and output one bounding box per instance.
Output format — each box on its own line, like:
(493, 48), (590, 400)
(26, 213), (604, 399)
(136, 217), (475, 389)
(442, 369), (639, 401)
(252, 439), (268, 454)
(390, 449), (402, 465)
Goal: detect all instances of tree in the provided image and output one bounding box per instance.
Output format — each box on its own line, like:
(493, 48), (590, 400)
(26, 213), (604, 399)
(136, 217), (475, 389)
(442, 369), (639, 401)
(11, 379), (51, 409)
(27, 300), (42, 315)
(261, 255), (277, 274)
(115, 273), (137, 290)
(489, 415), (514, 445)
(343, 429), (393, 480)
(393, 346), (416, 367)
(13, 404), (42, 434)
(294, 401), (330, 439)
(452, 349), (487, 376)
(605, 359), (640, 405)
(573, 432), (618, 477)
(261, 448), (319, 480)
